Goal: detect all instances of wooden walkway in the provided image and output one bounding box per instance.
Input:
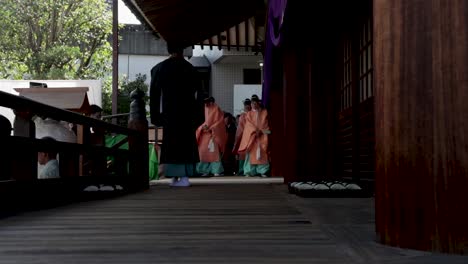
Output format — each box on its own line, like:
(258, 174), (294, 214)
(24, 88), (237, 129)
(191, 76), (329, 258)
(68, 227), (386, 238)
(1, 180), (467, 263)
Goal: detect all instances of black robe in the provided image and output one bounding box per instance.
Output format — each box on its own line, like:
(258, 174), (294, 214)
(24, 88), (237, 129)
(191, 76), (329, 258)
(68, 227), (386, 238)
(150, 57), (204, 164)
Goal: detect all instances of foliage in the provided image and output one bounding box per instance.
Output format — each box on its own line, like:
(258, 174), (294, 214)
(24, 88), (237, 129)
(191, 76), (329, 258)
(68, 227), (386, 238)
(101, 76), (115, 116)
(101, 74), (149, 125)
(118, 73), (149, 115)
(0, 0), (112, 80)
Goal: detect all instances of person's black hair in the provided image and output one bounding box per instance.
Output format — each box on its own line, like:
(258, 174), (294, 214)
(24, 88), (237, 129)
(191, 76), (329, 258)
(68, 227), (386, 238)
(40, 136), (58, 158)
(224, 112), (234, 119)
(203, 96), (215, 103)
(167, 42), (184, 55)
(251, 94), (261, 102)
(0, 115), (12, 136)
(90, 104), (102, 114)
(243, 98), (251, 105)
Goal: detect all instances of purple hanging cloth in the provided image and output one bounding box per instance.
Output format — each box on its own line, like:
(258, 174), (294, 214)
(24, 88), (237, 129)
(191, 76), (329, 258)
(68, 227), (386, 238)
(262, 0), (288, 108)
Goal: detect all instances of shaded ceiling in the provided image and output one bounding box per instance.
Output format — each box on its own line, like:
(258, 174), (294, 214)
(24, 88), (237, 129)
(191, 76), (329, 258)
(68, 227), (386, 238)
(198, 17), (265, 52)
(123, 0), (266, 48)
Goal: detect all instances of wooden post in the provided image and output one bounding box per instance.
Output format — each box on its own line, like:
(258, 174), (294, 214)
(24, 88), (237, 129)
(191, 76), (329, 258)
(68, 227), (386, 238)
(59, 151), (79, 178)
(0, 114), (12, 181)
(12, 111), (37, 180)
(76, 124), (86, 176)
(89, 127), (106, 177)
(374, 0), (468, 254)
(269, 74), (284, 179)
(281, 48), (300, 182)
(128, 88), (149, 191)
(351, 24), (361, 182)
(13, 111), (35, 138)
(111, 0), (119, 125)
(77, 122), (106, 177)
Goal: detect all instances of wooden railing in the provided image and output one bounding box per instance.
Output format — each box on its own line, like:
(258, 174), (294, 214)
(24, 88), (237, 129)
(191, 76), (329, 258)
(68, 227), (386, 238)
(0, 89), (148, 212)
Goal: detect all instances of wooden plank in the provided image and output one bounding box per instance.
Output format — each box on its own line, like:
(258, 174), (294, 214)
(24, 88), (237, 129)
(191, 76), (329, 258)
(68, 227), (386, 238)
(3, 183), (467, 262)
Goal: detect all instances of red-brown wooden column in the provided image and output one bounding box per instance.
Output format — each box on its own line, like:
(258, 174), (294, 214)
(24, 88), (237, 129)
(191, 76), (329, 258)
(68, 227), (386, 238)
(269, 54), (285, 179)
(281, 47), (300, 183)
(276, 44), (338, 182)
(374, 0), (468, 254)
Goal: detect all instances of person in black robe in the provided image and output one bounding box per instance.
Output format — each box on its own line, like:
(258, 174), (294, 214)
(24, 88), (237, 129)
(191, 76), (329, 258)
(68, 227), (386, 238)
(150, 43), (204, 187)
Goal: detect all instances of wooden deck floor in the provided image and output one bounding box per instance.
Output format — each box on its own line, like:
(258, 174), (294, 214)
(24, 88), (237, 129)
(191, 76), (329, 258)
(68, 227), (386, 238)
(1, 180), (467, 263)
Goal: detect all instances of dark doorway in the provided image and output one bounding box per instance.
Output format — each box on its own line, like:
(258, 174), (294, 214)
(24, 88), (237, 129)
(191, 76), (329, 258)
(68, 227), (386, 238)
(243, 68), (261, 84)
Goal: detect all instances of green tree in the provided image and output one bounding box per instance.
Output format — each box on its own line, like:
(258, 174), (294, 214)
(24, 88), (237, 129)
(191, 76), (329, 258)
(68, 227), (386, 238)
(118, 73), (149, 115)
(102, 74), (149, 126)
(0, 0), (112, 80)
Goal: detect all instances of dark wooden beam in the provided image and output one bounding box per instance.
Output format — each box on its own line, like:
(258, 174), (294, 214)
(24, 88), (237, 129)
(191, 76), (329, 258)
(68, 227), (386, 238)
(122, 0), (265, 47)
(253, 18), (258, 52)
(217, 33), (223, 50)
(235, 24), (240, 51)
(351, 20), (360, 182)
(226, 28), (231, 50)
(244, 19), (249, 51)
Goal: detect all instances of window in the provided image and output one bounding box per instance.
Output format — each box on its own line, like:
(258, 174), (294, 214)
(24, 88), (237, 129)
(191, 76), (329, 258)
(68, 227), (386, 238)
(341, 39), (353, 111)
(243, 69), (261, 84)
(359, 18), (373, 102)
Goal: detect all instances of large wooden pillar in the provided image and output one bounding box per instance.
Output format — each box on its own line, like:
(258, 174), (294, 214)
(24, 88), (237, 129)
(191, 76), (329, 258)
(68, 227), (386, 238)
(269, 51), (286, 179)
(276, 44), (338, 182)
(374, 0), (468, 254)
(280, 47), (301, 182)
(270, 0), (340, 183)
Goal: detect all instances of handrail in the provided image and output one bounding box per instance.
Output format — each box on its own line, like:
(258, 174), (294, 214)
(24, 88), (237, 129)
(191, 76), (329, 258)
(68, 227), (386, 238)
(3, 136), (129, 157)
(102, 113), (130, 119)
(0, 90), (138, 136)
(0, 88), (149, 193)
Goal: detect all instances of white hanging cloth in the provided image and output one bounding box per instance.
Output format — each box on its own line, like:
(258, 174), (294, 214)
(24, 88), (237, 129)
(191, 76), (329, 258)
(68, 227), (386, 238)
(208, 137), (215, 152)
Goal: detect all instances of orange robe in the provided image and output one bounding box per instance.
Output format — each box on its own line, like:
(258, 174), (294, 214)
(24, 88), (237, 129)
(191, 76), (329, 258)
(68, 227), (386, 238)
(196, 104), (227, 163)
(238, 109), (269, 165)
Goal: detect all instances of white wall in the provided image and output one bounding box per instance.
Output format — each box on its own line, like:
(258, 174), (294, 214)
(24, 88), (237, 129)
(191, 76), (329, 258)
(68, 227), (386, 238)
(0, 80), (102, 125)
(118, 54), (168, 85)
(233, 84), (262, 116)
(211, 63), (260, 114)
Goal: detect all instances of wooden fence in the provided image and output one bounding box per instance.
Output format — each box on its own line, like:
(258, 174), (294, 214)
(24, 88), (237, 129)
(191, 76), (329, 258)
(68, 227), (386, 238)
(0, 89), (148, 213)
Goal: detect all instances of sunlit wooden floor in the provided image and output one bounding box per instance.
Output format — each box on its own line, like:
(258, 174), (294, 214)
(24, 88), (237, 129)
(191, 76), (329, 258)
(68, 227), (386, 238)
(0, 180), (467, 263)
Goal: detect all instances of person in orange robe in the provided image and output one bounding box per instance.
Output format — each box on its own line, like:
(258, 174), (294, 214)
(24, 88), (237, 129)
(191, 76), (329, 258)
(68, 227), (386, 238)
(238, 94), (270, 177)
(232, 98), (252, 175)
(196, 97), (227, 176)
